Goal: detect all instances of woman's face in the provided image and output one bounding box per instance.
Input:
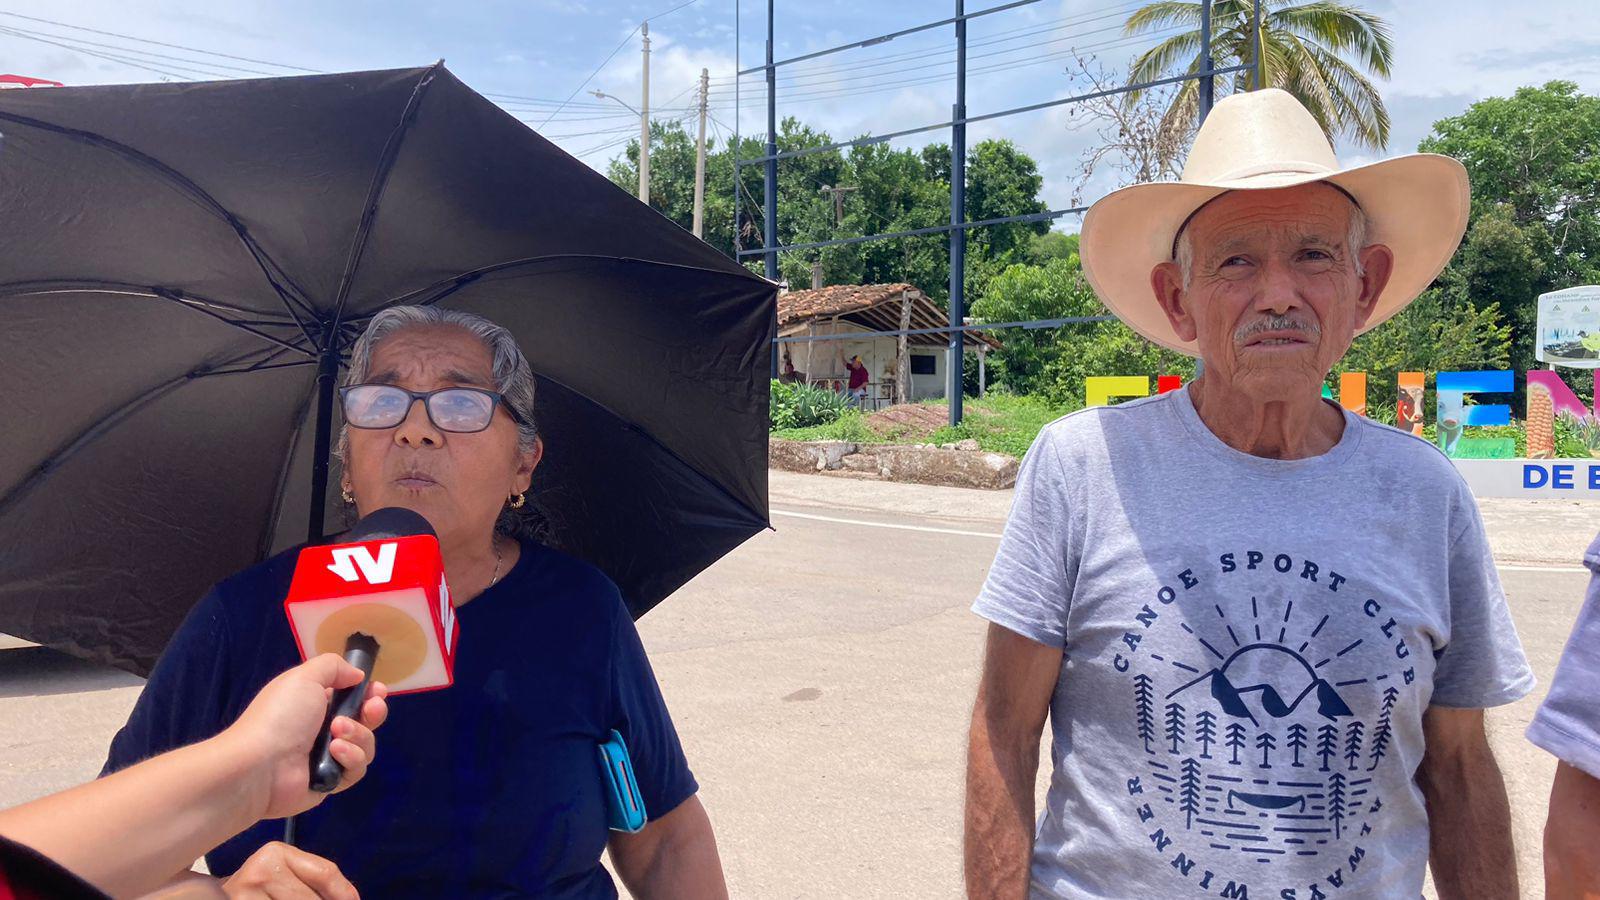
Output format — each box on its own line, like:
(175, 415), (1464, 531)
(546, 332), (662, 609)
(344, 324), (540, 546)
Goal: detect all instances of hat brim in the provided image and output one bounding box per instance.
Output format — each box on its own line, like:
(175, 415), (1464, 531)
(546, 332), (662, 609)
(1078, 154), (1471, 356)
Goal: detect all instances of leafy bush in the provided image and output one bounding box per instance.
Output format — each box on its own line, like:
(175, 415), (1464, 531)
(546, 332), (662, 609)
(770, 379), (853, 431)
(771, 411), (879, 443)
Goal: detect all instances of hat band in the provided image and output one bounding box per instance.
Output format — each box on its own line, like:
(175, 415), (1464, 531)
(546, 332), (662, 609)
(1168, 180), (1366, 260)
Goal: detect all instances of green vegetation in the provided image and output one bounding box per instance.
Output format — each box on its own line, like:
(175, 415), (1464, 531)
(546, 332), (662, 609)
(922, 394), (1080, 458)
(770, 411), (880, 444)
(771, 394), (1077, 459)
(769, 380), (852, 430)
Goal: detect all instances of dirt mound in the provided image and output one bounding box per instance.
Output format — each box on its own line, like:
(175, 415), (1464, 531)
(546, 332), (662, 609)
(864, 404), (960, 439)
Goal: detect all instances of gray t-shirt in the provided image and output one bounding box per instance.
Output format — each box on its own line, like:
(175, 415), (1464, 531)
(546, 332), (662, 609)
(974, 387), (1533, 900)
(1527, 532), (1600, 779)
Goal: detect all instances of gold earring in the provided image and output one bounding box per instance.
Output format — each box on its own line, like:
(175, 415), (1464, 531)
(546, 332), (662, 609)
(508, 492), (526, 510)
(341, 487), (355, 505)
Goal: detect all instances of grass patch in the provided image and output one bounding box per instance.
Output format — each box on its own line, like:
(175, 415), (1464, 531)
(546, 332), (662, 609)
(771, 412), (882, 444)
(921, 394), (1077, 458)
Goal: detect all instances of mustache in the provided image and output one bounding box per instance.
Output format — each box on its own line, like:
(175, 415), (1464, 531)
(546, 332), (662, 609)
(1234, 314), (1321, 345)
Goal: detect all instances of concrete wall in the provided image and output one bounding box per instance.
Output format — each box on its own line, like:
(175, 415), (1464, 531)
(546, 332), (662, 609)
(910, 350), (944, 401)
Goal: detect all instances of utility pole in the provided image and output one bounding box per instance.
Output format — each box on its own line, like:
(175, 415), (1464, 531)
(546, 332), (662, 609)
(640, 21), (651, 206)
(1198, 0), (1214, 123)
(1195, 0), (1213, 381)
(818, 184), (858, 225)
(692, 68), (709, 238)
(764, 0), (779, 378)
(947, 0), (967, 426)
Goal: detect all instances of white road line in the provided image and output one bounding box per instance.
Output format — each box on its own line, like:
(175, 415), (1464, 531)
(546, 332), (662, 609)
(770, 510), (1594, 575)
(770, 508), (1003, 539)
(1497, 564), (1591, 574)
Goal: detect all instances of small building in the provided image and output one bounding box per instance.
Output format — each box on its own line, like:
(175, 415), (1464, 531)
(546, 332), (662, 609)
(776, 283), (998, 408)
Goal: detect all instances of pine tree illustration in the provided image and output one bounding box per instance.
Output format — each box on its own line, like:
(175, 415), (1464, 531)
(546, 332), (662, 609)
(1328, 771), (1348, 840)
(1286, 723), (1309, 768)
(1133, 674), (1156, 754)
(1179, 757), (1203, 829)
(1344, 720), (1366, 771)
(1256, 731), (1277, 768)
(1368, 688), (1399, 771)
(1316, 723), (1339, 772)
(1225, 722), (1248, 765)
(1194, 710), (1218, 760)
(1164, 702), (1187, 755)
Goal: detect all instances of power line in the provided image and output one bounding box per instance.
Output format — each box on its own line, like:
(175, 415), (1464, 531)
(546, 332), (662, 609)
(0, 26), (199, 81)
(536, 0), (702, 128)
(0, 24), (285, 76)
(0, 8), (321, 72)
(725, 25), (1187, 108)
(713, 0), (1143, 84)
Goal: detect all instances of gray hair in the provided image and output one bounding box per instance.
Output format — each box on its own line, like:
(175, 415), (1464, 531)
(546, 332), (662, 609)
(336, 305), (545, 540)
(1177, 203), (1370, 290)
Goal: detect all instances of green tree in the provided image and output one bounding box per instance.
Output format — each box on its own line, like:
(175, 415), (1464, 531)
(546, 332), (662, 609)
(1333, 289), (1512, 417)
(972, 257), (1194, 400)
(606, 123), (1053, 306)
(1421, 81), (1600, 381)
(1124, 0), (1394, 150)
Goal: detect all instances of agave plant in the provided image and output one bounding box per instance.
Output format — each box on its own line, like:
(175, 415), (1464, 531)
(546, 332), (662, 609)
(1576, 414), (1600, 459)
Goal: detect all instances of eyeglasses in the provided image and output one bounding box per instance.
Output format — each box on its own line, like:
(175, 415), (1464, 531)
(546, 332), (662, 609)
(339, 384), (521, 434)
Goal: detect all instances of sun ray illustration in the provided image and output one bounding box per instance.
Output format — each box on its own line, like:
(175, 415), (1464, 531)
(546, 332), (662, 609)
(1335, 639), (1364, 658)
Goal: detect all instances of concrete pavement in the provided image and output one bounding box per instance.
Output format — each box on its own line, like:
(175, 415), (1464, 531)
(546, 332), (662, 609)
(0, 470), (1593, 897)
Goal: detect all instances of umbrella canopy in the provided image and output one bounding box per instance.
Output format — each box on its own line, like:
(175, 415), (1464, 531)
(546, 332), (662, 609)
(0, 64), (775, 675)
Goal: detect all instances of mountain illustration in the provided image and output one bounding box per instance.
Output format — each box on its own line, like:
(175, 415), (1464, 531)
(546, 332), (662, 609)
(1166, 643), (1354, 725)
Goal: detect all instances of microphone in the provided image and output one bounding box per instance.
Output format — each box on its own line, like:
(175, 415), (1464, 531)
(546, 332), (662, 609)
(283, 508), (458, 793)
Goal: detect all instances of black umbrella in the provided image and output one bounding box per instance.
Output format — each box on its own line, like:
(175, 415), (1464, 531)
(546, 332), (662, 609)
(0, 64), (775, 675)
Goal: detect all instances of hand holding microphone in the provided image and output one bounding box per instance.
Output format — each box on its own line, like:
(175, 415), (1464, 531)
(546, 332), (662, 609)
(222, 653), (390, 820)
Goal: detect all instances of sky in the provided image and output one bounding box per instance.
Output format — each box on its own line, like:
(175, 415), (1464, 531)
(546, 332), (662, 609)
(3, 0), (1597, 233)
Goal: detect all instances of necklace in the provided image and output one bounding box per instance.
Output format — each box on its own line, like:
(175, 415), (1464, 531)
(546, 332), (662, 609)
(487, 536), (504, 590)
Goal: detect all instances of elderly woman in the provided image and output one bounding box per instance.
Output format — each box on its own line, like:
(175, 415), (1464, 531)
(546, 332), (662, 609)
(102, 306), (727, 898)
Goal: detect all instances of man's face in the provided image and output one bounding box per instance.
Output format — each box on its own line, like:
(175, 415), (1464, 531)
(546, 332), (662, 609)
(1151, 184), (1393, 400)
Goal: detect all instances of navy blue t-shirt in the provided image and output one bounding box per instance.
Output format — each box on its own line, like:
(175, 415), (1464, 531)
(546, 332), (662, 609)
(101, 539), (696, 898)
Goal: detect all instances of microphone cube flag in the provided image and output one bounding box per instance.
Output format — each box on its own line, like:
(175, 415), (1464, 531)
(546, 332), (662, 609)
(283, 532), (458, 695)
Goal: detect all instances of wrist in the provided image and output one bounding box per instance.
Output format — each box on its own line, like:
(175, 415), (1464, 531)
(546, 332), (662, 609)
(198, 728), (276, 828)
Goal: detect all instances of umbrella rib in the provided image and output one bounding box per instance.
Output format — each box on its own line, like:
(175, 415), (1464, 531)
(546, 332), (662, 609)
(347, 253), (767, 323)
(0, 109), (322, 347)
(0, 280), (315, 358)
(261, 380), (320, 561)
(327, 63), (443, 342)
(0, 347), (313, 521)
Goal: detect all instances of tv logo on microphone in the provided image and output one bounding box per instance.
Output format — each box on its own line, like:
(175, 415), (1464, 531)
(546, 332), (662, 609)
(286, 530), (457, 695)
(326, 543), (398, 584)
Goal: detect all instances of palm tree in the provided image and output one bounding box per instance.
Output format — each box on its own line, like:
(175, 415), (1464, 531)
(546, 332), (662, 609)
(1123, 1), (1393, 152)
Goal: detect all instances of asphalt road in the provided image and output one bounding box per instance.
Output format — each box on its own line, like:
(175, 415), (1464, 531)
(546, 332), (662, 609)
(0, 471), (1593, 898)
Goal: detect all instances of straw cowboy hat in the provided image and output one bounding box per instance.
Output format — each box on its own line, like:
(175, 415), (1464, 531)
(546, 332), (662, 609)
(1079, 88), (1470, 356)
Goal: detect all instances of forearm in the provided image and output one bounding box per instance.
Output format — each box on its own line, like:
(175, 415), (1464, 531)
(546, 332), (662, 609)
(1417, 731), (1518, 899)
(964, 714), (1039, 900)
(1545, 762), (1600, 899)
(0, 733), (263, 897)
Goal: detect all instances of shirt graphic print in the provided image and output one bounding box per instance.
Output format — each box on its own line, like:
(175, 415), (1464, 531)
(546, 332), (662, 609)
(1117, 548), (1417, 899)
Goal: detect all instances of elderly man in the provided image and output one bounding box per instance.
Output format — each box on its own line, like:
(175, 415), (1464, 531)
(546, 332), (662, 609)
(963, 89), (1533, 899)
